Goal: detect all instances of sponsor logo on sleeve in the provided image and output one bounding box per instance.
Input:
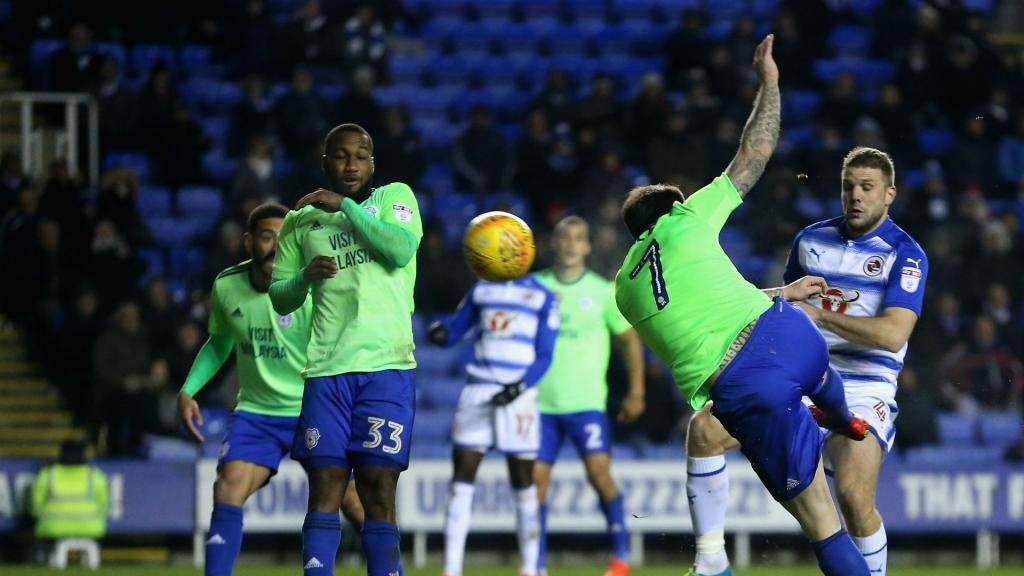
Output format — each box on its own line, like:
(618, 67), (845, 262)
(900, 266), (922, 292)
(364, 205), (379, 218)
(392, 203), (413, 222)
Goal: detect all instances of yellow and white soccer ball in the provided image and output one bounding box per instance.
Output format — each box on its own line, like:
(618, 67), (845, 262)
(462, 211), (536, 282)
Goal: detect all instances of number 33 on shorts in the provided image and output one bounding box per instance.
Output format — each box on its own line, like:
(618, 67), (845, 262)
(363, 416), (404, 454)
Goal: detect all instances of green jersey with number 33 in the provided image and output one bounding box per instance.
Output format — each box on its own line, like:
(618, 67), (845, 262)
(614, 174), (771, 410)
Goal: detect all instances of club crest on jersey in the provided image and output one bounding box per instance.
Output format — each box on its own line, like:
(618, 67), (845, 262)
(364, 205), (379, 218)
(820, 287), (860, 314)
(900, 266), (922, 292)
(392, 203), (413, 222)
(863, 255), (885, 276)
(277, 313), (293, 328)
(305, 428), (321, 450)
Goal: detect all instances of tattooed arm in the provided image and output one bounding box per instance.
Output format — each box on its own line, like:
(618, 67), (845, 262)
(725, 34), (781, 197)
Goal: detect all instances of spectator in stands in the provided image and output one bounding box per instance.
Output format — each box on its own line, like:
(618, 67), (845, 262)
(981, 281), (1021, 353)
(159, 104), (211, 187)
(514, 109), (554, 211)
(452, 105), (510, 194)
(136, 63), (177, 157)
(163, 320), (204, 390)
(204, 221), (247, 286)
(743, 168), (805, 256)
(96, 168), (145, 246)
(950, 115), (1000, 194)
(49, 23), (102, 92)
(275, 0), (346, 79)
(708, 116), (740, 179)
(979, 87), (1011, 139)
(893, 366), (938, 451)
(39, 160), (89, 255)
(998, 112), (1024, 188)
(55, 288), (102, 426)
(0, 151), (30, 215)
(0, 186), (41, 324)
(871, 84), (918, 163)
(705, 44), (738, 102)
(648, 106), (707, 186)
(770, 9), (815, 89)
(940, 315), (1024, 412)
(913, 291), (967, 379)
(228, 75), (273, 157)
(27, 219), (72, 329)
(965, 220), (1021, 309)
(230, 135), (279, 202)
(88, 220), (142, 313)
(574, 75), (625, 147)
(817, 73), (863, 135)
(540, 135), (581, 224)
(942, 35), (994, 125)
(532, 69), (574, 129)
(663, 9), (710, 91)
(92, 56), (138, 153)
(414, 220), (472, 317)
(579, 147), (630, 213)
(343, 3), (388, 81)
(274, 67), (331, 157)
(93, 301), (154, 455)
(334, 65), (384, 138)
(282, 142), (327, 206)
(224, 0), (276, 78)
(141, 276), (180, 352)
(373, 106), (426, 188)
(627, 73), (672, 162)
(802, 123), (847, 197)
(896, 42), (941, 113)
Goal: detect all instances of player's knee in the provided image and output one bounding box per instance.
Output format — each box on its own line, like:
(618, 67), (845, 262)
(307, 467), (349, 511)
(686, 410), (729, 456)
(355, 468), (400, 520)
(585, 465), (618, 499)
(213, 470), (252, 505)
(835, 484), (876, 530)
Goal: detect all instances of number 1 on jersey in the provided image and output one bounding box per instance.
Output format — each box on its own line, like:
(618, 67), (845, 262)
(629, 239), (669, 310)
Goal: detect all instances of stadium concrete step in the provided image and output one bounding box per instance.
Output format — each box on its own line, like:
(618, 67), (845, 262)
(0, 443), (61, 458)
(0, 409), (72, 426)
(100, 546), (171, 564)
(0, 377), (50, 394)
(0, 359), (39, 376)
(0, 425), (85, 442)
(0, 392), (61, 409)
(0, 342), (26, 361)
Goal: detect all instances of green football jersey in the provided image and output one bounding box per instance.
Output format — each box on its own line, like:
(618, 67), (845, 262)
(209, 261), (312, 416)
(535, 269), (631, 414)
(273, 183), (422, 377)
(614, 174), (771, 410)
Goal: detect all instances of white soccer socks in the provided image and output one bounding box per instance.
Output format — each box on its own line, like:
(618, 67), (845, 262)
(443, 481), (475, 576)
(515, 485), (541, 576)
(687, 455), (730, 575)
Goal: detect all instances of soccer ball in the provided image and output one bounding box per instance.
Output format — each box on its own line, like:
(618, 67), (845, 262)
(462, 211), (536, 282)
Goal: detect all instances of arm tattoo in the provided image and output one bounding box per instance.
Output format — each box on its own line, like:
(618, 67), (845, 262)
(725, 82), (781, 197)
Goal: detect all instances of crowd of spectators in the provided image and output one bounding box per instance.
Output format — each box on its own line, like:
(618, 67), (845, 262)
(0, 0), (1022, 457)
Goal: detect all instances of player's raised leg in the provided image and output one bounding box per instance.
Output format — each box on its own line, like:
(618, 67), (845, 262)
(443, 448), (485, 576)
(684, 405), (739, 576)
(827, 432), (887, 574)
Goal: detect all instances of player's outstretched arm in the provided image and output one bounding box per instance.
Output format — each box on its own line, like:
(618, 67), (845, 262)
(428, 290), (479, 347)
(340, 196), (419, 268)
(799, 304), (919, 353)
(762, 275), (828, 301)
(178, 334), (234, 442)
(725, 34), (780, 197)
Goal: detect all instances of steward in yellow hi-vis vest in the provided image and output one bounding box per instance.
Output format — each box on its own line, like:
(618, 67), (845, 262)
(30, 441), (108, 540)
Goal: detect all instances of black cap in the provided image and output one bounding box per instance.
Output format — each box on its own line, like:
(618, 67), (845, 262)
(59, 440), (86, 465)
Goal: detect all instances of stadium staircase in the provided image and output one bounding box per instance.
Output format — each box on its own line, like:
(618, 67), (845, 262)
(0, 323), (84, 459)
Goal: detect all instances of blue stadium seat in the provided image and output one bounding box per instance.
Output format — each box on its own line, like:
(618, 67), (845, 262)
(918, 128), (955, 157)
(137, 247), (166, 276)
(416, 343), (466, 376)
(541, 25), (590, 57)
(962, 0), (994, 14)
(752, 0), (781, 16)
(95, 42), (127, 69)
(179, 78), (243, 111)
(419, 17), (463, 52)
(138, 185), (172, 215)
(423, 380), (465, 409)
(316, 83), (344, 101)
(145, 215), (197, 247)
(196, 115), (229, 148)
(374, 84), (412, 107)
(468, 0), (517, 23)
(426, 0), (468, 19)
(178, 185), (224, 221)
(492, 24), (543, 57)
(169, 246), (208, 282)
(737, 255), (773, 285)
(829, 25), (871, 58)
(783, 91), (822, 125)
(590, 25), (635, 57)
(414, 118), (462, 148)
(423, 55), (478, 87)
(201, 149), (239, 182)
(846, 0), (883, 15)
(936, 412), (977, 446)
(815, 59), (895, 85)
(979, 411), (1022, 447)
(30, 39), (64, 71)
(408, 85), (461, 116)
(104, 151), (152, 182)
(517, 0), (562, 24)
(449, 21), (496, 56)
(613, 0), (656, 21)
(180, 44), (212, 68)
(720, 226), (752, 260)
(130, 44), (177, 76)
(390, 54), (429, 85)
(565, 0), (609, 29)
(413, 409), (454, 441)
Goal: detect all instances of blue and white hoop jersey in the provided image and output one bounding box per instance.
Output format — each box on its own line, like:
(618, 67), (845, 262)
(436, 278), (559, 386)
(784, 216), (928, 390)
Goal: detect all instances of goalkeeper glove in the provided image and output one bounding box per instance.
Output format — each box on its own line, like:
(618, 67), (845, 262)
(489, 381), (526, 407)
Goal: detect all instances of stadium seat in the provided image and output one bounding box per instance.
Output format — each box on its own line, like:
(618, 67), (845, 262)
(179, 78), (243, 112)
(142, 435), (198, 462)
(449, 21), (496, 56)
(719, 226), (753, 260)
(390, 54), (429, 85)
(136, 247), (166, 276)
(540, 25), (590, 57)
(169, 246), (208, 283)
(612, 0), (656, 22)
(201, 149), (239, 182)
(590, 25), (635, 57)
(145, 215), (197, 247)
(130, 44), (177, 76)
(467, 0), (517, 23)
(962, 0), (994, 14)
(29, 38), (64, 71)
(104, 151), (152, 182)
(783, 91), (822, 125)
(196, 115), (229, 149)
(422, 380), (465, 409)
(416, 342), (467, 376)
(95, 42), (127, 69)
(918, 128), (955, 157)
(705, 20), (734, 42)
(426, 0), (468, 20)
(829, 25), (871, 58)
(414, 118), (462, 149)
(178, 185), (225, 223)
(138, 185), (172, 215)
(413, 409), (454, 441)
(936, 412), (977, 446)
(565, 0), (609, 29)
(492, 23), (543, 57)
(979, 411), (1022, 447)
(316, 83), (344, 101)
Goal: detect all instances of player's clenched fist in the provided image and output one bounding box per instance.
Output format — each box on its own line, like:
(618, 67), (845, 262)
(303, 255), (338, 283)
(783, 275), (828, 302)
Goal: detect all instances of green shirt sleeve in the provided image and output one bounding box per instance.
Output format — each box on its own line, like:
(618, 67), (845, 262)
(269, 209), (311, 314)
(604, 283), (632, 335)
(180, 334), (234, 396)
(680, 173), (743, 233)
(341, 185), (422, 268)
